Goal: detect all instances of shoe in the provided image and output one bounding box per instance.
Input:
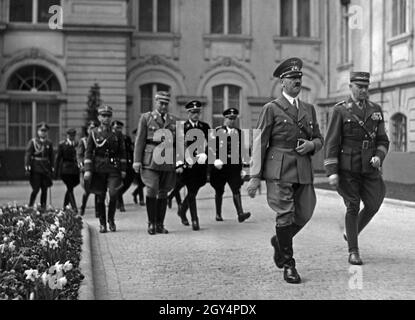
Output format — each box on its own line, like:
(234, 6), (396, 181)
(238, 212), (251, 223)
(181, 217), (190, 226)
(139, 200), (145, 206)
(132, 193), (138, 204)
(80, 207), (85, 216)
(95, 211), (99, 218)
(192, 220), (200, 231)
(147, 223), (156, 235)
(177, 204), (190, 226)
(283, 266), (301, 284)
(119, 204), (126, 212)
(156, 224), (169, 234)
(348, 251), (363, 265)
(99, 225), (107, 233)
(270, 236), (284, 269)
(109, 221), (116, 232)
(167, 197), (172, 209)
(216, 215), (223, 222)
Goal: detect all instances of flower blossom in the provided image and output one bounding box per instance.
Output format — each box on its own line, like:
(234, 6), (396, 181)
(48, 239), (59, 250)
(24, 269), (39, 282)
(63, 261), (73, 272)
(56, 277), (67, 290)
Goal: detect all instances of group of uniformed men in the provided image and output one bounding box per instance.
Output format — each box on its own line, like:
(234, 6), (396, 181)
(24, 57), (390, 285)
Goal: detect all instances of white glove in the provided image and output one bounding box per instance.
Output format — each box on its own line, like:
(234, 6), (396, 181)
(328, 174), (339, 187)
(214, 159), (224, 170)
(196, 153), (207, 164)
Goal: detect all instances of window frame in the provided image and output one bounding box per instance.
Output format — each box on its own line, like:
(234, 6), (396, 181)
(279, 0), (313, 38)
(390, 113), (407, 152)
(139, 83), (171, 114)
(211, 84), (241, 128)
(210, 0), (242, 35)
(8, 0), (62, 24)
(392, 0), (408, 37)
(138, 0), (172, 33)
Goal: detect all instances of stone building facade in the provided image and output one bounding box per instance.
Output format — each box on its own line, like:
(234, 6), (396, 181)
(0, 0), (413, 182)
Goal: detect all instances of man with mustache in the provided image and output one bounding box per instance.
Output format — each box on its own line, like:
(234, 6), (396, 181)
(247, 57), (324, 284)
(324, 72), (389, 265)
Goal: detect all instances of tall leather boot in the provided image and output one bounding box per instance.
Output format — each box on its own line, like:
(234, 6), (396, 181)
(94, 195), (99, 218)
(63, 191), (70, 208)
(107, 197), (117, 232)
(233, 193), (251, 223)
(97, 197), (107, 233)
(178, 196), (190, 226)
(132, 188), (138, 204)
(118, 196), (126, 212)
(155, 198), (168, 234)
(69, 191), (78, 213)
(29, 189), (38, 207)
(80, 193), (88, 216)
(276, 225), (301, 284)
(146, 196), (157, 235)
(215, 193), (223, 221)
(188, 195), (199, 231)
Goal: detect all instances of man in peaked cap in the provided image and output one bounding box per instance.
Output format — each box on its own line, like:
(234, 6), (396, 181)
(176, 100), (210, 230)
(55, 128), (80, 212)
(84, 105), (127, 233)
(324, 71), (389, 265)
(77, 120), (99, 217)
(210, 107), (251, 224)
(247, 57), (324, 284)
(25, 122), (54, 210)
(112, 120), (135, 213)
(133, 91), (183, 235)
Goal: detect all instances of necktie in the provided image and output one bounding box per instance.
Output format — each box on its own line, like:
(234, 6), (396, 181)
(293, 99), (298, 109)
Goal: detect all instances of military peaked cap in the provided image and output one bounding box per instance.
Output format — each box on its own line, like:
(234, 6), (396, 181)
(273, 57), (303, 79)
(350, 71), (370, 85)
(155, 91), (171, 102)
(98, 105), (113, 116)
(37, 122), (50, 131)
(185, 100), (202, 112)
(223, 108), (239, 119)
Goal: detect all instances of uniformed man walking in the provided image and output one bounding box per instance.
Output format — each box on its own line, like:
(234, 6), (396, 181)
(55, 128), (80, 212)
(131, 128), (146, 206)
(210, 108), (251, 223)
(247, 57), (324, 284)
(324, 72), (389, 265)
(77, 121), (99, 216)
(25, 122), (54, 210)
(84, 106), (127, 233)
(112, 120), (135, 212)
(133, 91), (181, 235)
(177, 100), (210, 230)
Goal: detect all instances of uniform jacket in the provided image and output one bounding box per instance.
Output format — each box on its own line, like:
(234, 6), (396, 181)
(324, 97), (389, 176)
(84, 126), (127, 173)
(54, 139), (80, 176)
(24, 137), (54, 175)
(211, 125), (244, 171)
(134, 110), (181, 172)
(183, 120), (210, 165)
(253, 95), (324, 184)
(124, 134), (134, 170)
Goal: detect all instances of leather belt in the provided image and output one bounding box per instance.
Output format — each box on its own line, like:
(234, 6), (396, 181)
(342, 139), (374, 150)
(33, 157), (48, 160)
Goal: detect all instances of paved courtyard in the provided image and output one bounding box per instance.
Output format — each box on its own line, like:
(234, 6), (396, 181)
(1, 180), (415, 300)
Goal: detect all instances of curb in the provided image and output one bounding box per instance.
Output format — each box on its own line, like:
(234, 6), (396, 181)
(78, 220), (95, 300)
(315, 187), (415, 209)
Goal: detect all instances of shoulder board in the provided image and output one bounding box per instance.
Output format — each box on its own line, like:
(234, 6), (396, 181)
(334, 100), (347, 107)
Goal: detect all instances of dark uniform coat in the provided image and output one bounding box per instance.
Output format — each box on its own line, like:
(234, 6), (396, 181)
(24, 137), (54, 188)
(324, 98), (389, 175)
(254, 96), (324, 183)
(55, 139), (80, 176)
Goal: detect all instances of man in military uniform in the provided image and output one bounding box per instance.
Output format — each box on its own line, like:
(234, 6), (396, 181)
(25, 122), (54, 210)
(84, 106), (127, 233)
(324, 72), (389, 265)
(210, 108), (251, 224)
(77, 121), (99, 216)
(112, 120), (135, 212)
(55, 128), (80, 212)
(133, 91), (182, 235)
(131, 128), (146, 206)
(247, 57), (324, 284)
(177, 100), (210, 231)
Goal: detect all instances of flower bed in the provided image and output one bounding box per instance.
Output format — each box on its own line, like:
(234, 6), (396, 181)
(0, 204), (84, 300)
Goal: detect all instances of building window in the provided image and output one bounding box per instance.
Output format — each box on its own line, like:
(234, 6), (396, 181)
(7, 65), (61, 149)
(390, 113), (407, 152)
(392, 0), (407, 36)
(9, 0), (60, 23)
(280, 0), (310, 37)
(140, 83), (171, 113)
(210, 0), (242, 34)
(212, 85), (241, 128)
(340, 1), (351, 63)
(139, 0), (171, 32)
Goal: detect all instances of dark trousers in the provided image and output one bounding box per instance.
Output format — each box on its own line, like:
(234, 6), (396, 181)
(337, 170), (386, 252)
(29, 172), (52, 207)
(61, 174), (80, 211)
(117, 169), (135, 206)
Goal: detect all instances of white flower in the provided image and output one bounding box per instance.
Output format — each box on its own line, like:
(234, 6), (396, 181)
(47, 275), (58, 290)
(56, 277), (67, 290)
(16, 220), (25, 229)
(55, 232), (64, 241)
(50, 224), (57, 232)
(24, 269), (39, 282)
(58, 227), (66, 234)
(28, 221), (35, 231)
(54, 218), (60, 227)
(42, 230), (51, 238)
(8, 241), (15, 252)
(48, 239), (59, 250)
(29, 292), (35, 300)
(0, 244), (5, 254)
(0, 208), (3, 216)
(63, 261), (73, 272)
(41, 272), (48, 286)
(3, 237), (8, 242)
(54, 262), (63, 276)
(40, 239), (48, 247)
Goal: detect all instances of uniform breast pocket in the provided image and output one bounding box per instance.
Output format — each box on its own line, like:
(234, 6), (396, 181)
(263, 152), (283, 180)
(343, 119), (360, 135)
(339, 147), (352, 171)
(143, 145), (154, 166)
(275, 118), (294, 139)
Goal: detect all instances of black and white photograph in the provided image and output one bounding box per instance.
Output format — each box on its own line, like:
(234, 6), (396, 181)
(0, 0), (415, 306)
